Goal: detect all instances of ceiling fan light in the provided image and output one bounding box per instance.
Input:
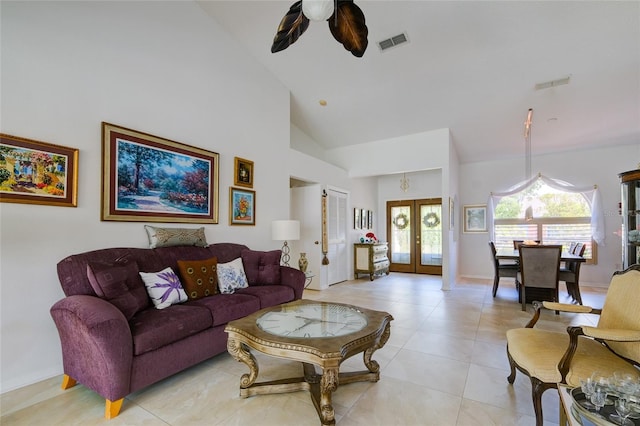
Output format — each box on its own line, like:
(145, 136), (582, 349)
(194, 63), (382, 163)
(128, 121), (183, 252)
(302, 0), (334, 21)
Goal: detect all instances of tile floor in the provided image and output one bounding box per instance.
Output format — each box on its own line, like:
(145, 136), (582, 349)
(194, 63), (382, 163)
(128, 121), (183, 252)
(1, 274), (608, 425)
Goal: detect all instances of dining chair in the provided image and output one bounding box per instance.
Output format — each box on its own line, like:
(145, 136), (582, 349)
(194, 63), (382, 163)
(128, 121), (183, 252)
(517, 245), (562, 311)
(489, 242), (519, 297)
(506, 265), (640, 426)
(513, 239), (541, 249)
(560, 242), (586, 304)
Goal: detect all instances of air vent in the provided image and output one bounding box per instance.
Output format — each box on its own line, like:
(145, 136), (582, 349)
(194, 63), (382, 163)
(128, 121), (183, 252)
(378, 33), (409, 51)
(535, 76), (571, 90)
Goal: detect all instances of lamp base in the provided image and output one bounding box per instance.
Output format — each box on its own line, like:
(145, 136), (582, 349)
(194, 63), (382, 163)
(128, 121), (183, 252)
(281, 241), (291, 267)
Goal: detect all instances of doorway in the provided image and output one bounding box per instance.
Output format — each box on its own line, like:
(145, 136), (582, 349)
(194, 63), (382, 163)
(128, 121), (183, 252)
(386, 198), (442, 275)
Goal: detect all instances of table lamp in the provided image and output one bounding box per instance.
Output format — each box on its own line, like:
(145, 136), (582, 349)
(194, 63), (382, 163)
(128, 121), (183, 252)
(272, 220), (300, 266)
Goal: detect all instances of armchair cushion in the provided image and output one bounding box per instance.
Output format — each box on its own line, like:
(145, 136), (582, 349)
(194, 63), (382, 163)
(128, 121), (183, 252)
(87, 261), (149, 320)
(241, 249), (282, 286)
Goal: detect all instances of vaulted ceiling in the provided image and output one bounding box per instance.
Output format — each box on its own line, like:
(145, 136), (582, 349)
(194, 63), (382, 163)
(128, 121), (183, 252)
(199, 1), (639, 164)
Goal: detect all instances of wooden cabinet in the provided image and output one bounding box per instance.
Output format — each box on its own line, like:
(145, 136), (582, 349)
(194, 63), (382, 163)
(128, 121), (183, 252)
(620, 169), (640, 269)
(354, 243), (390, 281)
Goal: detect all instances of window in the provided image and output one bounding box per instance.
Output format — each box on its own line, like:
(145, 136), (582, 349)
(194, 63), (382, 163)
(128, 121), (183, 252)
(493, 180), (597, 263)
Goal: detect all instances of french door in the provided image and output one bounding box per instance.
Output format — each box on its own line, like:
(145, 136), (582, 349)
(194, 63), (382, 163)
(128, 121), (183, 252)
(386, 198), (442, 275)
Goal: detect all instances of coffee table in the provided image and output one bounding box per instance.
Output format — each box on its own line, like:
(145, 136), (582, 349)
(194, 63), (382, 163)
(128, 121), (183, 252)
(224, 299), (393, 425)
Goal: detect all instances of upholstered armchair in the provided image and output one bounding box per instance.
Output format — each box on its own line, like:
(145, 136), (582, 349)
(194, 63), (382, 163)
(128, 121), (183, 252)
(505, 265), (640, 426)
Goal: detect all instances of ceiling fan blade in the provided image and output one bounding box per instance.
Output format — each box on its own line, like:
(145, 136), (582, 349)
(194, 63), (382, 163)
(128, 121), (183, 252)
(271, 1), (310, 54)
(328, 0), (368, 57)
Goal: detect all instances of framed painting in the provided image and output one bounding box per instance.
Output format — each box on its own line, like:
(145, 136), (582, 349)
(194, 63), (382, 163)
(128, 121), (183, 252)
(354, 207), (361, 230)
(234, 157), (253, 188)
(463, 204), (487, 233)
(101, 122), (219, 223)
(229, 187), (255, 225)
(0, 133), (78, 207)
(361, 208), (367, 229)
(368, 210), (373, 229)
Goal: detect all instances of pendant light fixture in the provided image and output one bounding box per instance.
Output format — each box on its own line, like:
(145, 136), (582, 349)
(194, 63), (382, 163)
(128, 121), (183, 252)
(523, 108), (534, 222)
(400, 173), (410, 192)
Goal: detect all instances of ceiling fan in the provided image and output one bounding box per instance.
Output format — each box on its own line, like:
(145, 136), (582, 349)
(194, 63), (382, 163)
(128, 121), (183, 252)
(271, 0), (368, 57)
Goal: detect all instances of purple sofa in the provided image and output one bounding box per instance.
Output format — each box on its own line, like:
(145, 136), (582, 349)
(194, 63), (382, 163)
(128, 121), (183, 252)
(50, 243), (304, 419)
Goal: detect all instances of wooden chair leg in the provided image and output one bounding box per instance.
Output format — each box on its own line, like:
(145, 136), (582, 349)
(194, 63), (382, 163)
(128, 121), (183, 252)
(61, 374), (77, 390)
(492, 276), (499, 297)
(105, 398), (124, 419)
(506, 349), (517, 384)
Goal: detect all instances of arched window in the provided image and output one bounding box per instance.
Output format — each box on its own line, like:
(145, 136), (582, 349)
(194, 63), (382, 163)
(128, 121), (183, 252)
(488, 174), (604, 263)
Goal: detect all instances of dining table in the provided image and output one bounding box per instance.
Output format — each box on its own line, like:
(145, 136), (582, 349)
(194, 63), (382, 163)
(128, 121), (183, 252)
(496, 248), (586, 263)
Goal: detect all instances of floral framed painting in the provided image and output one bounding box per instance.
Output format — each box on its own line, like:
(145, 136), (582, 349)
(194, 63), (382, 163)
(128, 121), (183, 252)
(101, 122), (219, 223)
(229, 187), (255, 226)
(0, 133), (78, 207)
(463, 204), (487, 233)
(234, 157), (253, 188)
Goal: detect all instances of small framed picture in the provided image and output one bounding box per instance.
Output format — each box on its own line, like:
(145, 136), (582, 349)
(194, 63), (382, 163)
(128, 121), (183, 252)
(229, 187), (255, 225)
(463, 204), (487, 233)
(361, 208), (367, 229)
(0, 133), (79, 207)
(354, 207), (361, 230)
(368, 210), (373, 229)
(234, 157), (253, 188)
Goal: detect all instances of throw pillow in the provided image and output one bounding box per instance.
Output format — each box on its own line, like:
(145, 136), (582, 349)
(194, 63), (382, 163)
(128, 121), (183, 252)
(86, 261), (150, 320)
(240, 249), (282, 286)
(176, 257), (218, 300)
(144, 225), (208, 249)
(139, 267), (188, 309)
(217, 257), (249, 294)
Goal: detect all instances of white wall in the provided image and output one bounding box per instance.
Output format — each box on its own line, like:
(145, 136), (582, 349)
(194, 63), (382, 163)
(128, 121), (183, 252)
(0, 1), (292, 392)
(458, 144), (640, 286)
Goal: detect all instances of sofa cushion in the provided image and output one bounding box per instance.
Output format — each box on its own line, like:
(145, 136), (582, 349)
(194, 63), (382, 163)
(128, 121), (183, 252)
(189, 293), (261, 327)
(129, 304), (213, 356)
(236, 285), (295, 309)
(176, 257), (218, 300)
(217, 258), (249, 294)
(86, 261), (149, 320)
(139, 267), (188, 309)
(241, 249), (281, 286)
(144, 225), (208, 249)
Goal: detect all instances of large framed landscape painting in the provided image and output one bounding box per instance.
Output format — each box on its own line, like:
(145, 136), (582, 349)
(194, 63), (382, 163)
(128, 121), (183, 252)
(0, 133), (78, 207)
(102, 122), (219, 223)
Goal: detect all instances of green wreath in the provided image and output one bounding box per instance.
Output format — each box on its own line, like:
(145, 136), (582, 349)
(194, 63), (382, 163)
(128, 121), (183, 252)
(393, 213), (409, 230)
(423, 212), (440, 228)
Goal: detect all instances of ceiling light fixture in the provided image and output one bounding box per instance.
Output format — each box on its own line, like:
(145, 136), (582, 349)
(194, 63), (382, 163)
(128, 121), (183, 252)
(271, 0), (369, 57)
(400, 173), (410, 192)
(523, 108), (534, 222)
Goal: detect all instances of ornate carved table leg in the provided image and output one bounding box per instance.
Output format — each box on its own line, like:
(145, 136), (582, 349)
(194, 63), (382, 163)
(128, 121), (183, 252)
(227, 337), (258, 395)
(363, 321), (391, 377)
(319, 367), (339, 425)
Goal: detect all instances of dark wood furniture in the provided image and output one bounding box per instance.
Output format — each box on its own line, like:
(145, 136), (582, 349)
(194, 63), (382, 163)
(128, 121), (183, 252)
(620, 169), (640, 269)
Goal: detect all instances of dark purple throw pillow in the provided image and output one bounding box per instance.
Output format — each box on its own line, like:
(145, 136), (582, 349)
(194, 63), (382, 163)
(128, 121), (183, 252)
(87, 261), (150, 320)
(240, 249), (281, 286)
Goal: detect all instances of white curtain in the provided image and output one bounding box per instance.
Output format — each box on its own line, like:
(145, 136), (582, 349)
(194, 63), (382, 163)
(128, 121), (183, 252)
(487, 173), (605, 245)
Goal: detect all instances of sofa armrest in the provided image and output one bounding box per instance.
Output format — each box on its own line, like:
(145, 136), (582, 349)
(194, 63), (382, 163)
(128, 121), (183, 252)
(50, 295), (133, 401)
(279, 266), (305, 299)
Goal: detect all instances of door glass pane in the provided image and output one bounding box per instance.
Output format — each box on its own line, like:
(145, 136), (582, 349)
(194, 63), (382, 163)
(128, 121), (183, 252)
(420, 204), (442, 266)
(390, 206), (411, 264)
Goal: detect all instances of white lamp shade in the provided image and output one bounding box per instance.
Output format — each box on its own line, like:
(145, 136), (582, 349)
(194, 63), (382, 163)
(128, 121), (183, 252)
(272, 220), (300, 241)
(302, 0), (334, 21)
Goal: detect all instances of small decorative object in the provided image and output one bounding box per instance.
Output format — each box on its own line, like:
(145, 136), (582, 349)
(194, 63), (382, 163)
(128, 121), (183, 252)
(101, 122), (219, 223)
(233, 157), (253, 188)
(298, 252), (308, 273)
(0, 133), (78, 207)
(321, 190), (329, 265)
(463, 204), (488, 233)
(365, 232), (377, 242)
(271, 0), (368, 57)
(423, 212), (440, 228)
(400, 173), (409, 192)
(230, 187), (256, 225)
(393, 212), (409, 230)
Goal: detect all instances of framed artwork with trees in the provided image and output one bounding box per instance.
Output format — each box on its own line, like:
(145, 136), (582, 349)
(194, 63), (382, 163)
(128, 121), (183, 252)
(101, 122), (219, 223)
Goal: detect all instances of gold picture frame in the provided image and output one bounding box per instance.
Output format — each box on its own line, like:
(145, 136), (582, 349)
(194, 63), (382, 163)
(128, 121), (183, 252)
(234, 157), (254, 188)
(0, 133), (78, 207)
(229, 187), (256, 225)
(101, 122), (219, 223)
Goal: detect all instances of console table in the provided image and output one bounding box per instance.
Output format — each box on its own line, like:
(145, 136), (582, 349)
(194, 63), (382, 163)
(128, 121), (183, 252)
(354, 242), (390, 281)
